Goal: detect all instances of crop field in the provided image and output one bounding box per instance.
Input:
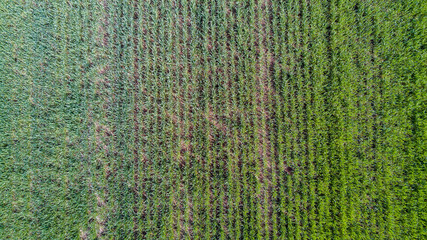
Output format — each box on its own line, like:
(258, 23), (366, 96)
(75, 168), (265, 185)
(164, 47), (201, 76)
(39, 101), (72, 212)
(0, 0), (425, 239)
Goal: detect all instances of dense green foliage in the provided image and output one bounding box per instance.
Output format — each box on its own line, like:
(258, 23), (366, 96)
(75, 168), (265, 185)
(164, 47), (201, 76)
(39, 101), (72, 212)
(0, 0), (425, 239)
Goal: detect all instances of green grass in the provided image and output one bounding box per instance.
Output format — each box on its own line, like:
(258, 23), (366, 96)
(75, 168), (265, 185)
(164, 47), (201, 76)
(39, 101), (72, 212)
(1, 0), (425, 239)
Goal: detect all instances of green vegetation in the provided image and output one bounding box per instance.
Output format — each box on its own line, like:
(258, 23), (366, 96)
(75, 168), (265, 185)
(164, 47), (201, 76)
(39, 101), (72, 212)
(0, 0), (425, 239)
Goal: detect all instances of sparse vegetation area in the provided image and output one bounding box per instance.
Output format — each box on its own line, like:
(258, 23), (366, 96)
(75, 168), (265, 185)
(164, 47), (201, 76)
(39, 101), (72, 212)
(0, 0), (425, 239)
